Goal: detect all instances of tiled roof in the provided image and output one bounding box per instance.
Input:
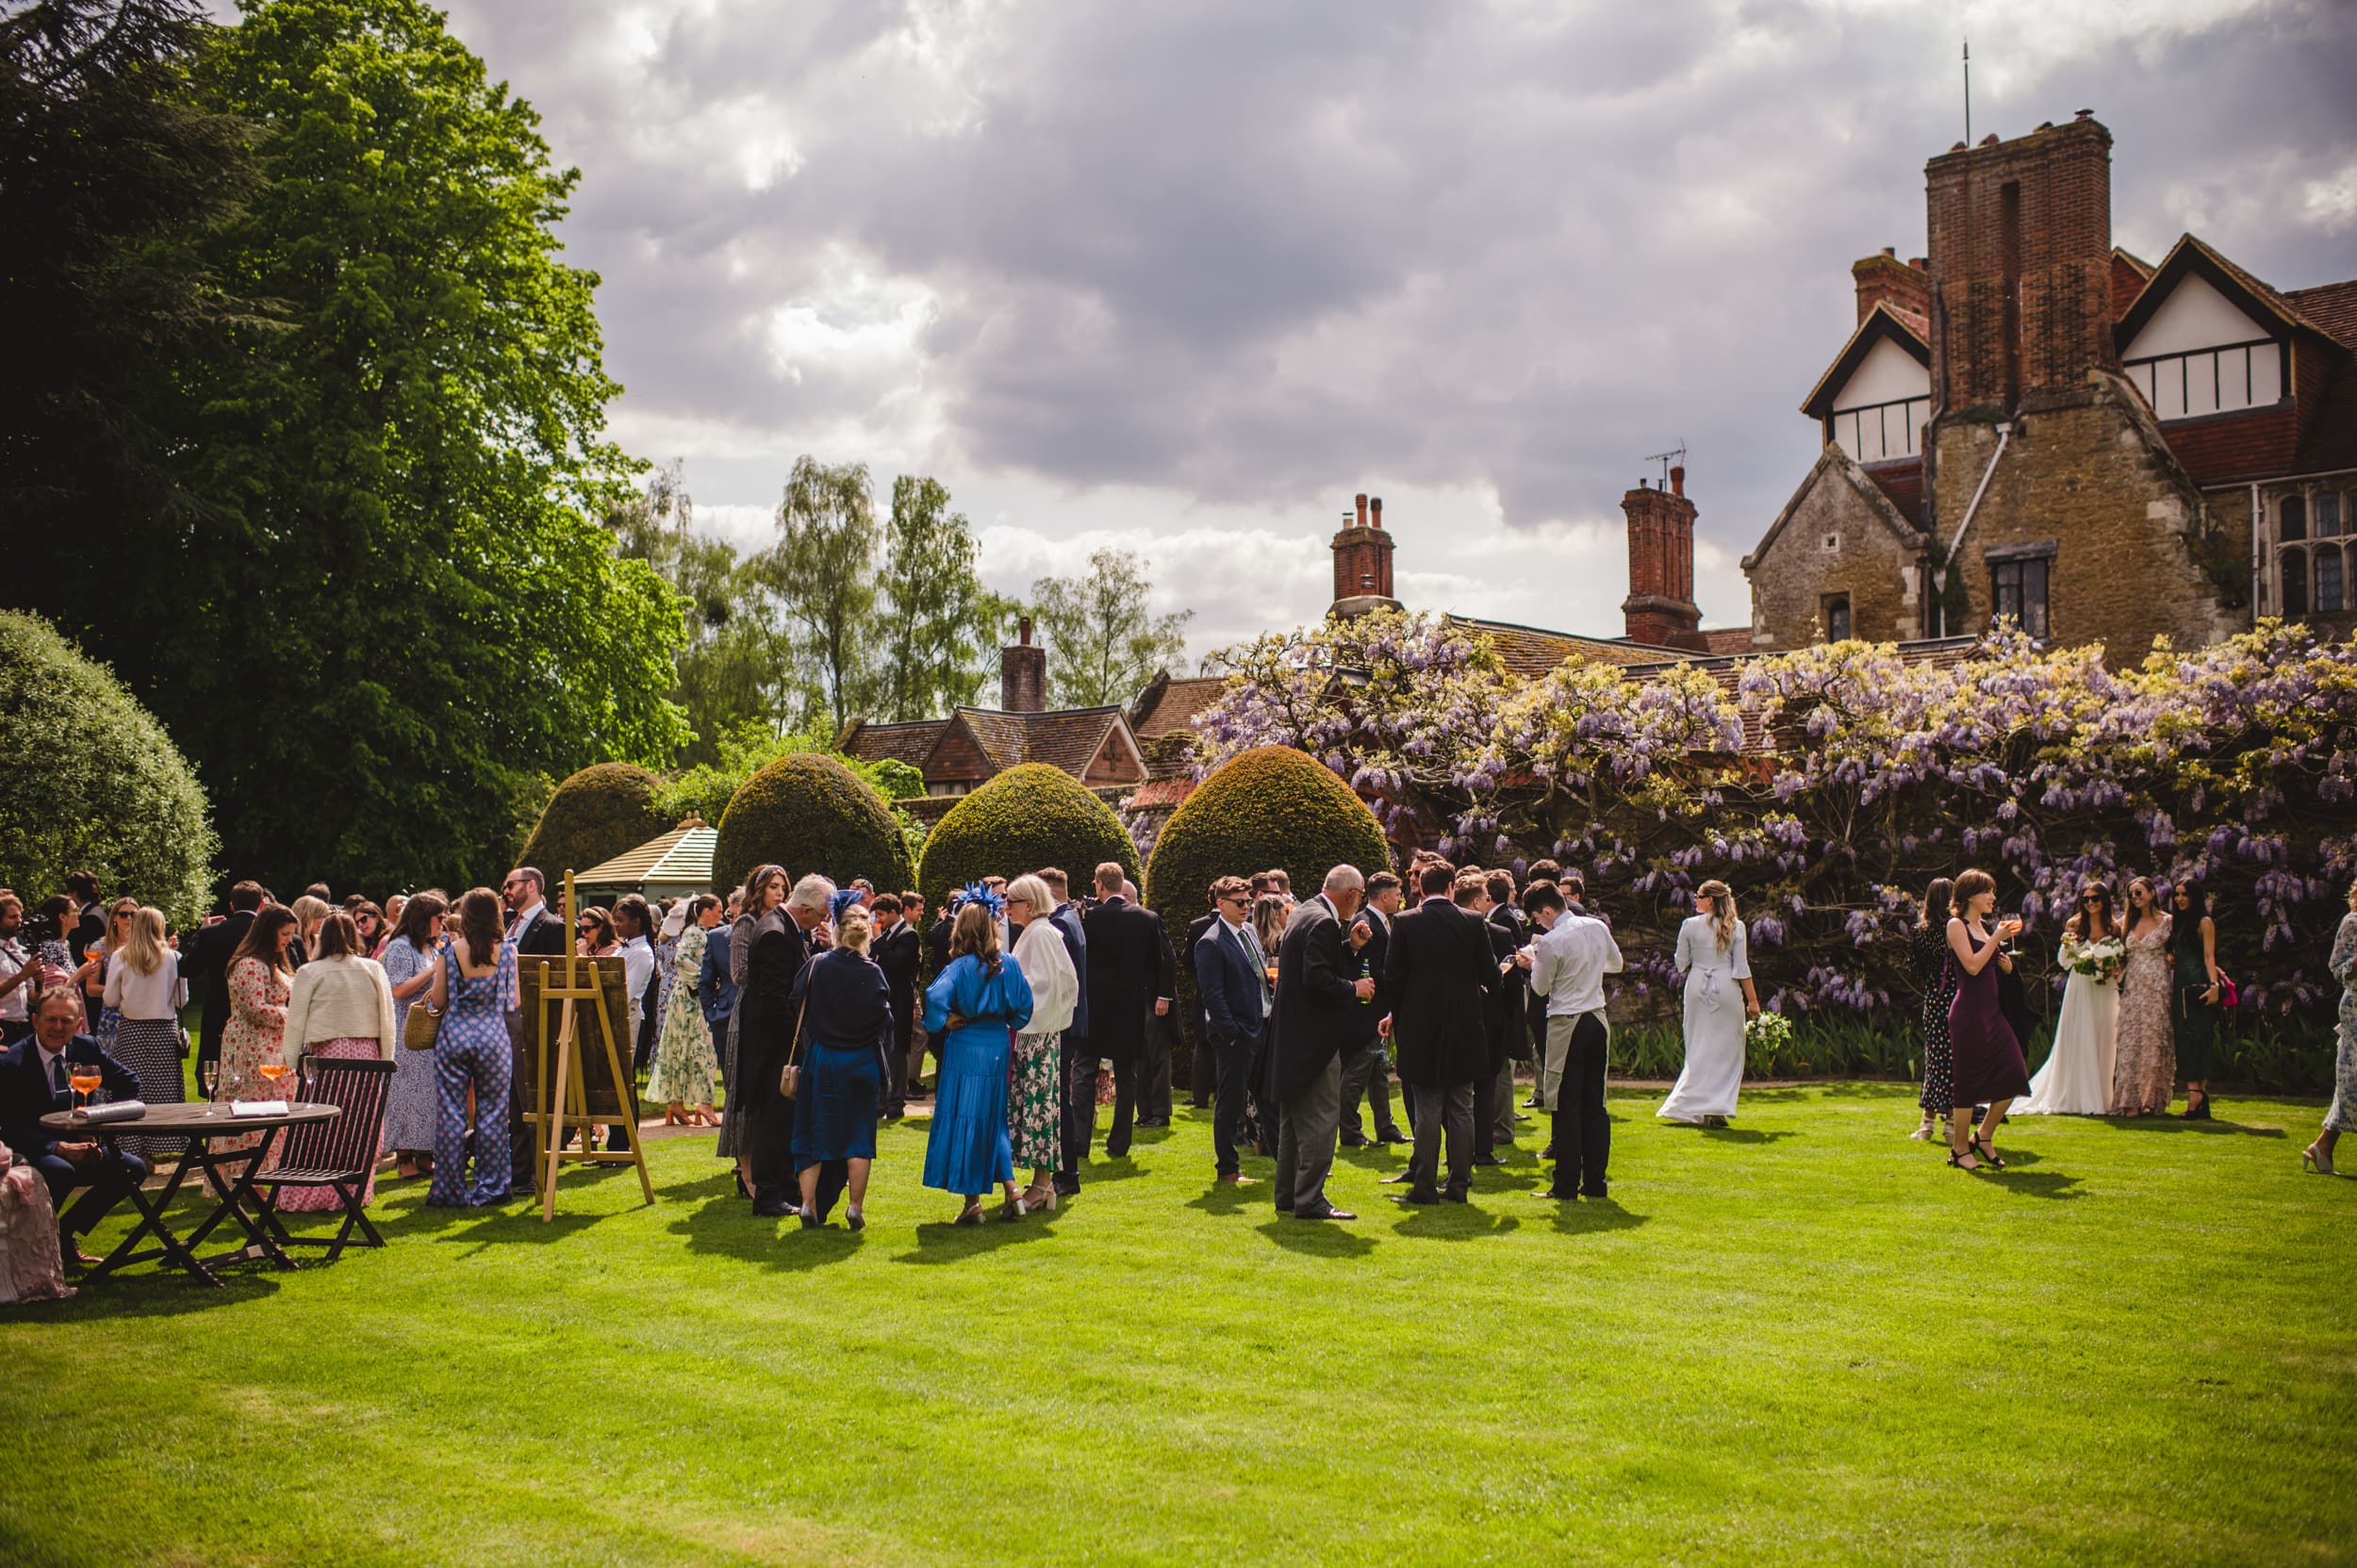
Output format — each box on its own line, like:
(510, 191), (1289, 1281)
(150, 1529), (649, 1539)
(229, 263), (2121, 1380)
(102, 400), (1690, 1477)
(1141, 732), (1196, 781)
(1864, 461), (1926, 528)
(935, 705), (1139, 781)
(839, 718), (947, 768)
(1448, 615), (1701, 677)
(1130, 674), (1230, 738)
(955, 709), (1031, 772)
(1701, 627), (1754, 656)
(1123, 779), (1197, 810)
(2288, 281), (2357, 352)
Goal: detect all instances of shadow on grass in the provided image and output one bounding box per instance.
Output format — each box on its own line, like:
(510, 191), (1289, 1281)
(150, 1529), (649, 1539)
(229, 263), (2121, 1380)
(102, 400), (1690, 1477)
(1384, 1201), (1524, 1242)
(1183, 1180), (1265, 1217)
(1256, 1215), (1379, 1256)
(1074, 1155), (1152, 1184)
(895, 1210), (1063, 1263)
(25, 1265), (284, 1319)
(1698, 1127), (1797, 1145)
(1542, 1196), (1649, 1236)
(2100, 1114), (2287, 1139)
(1985, 1168), (2085, 1200)
(1736, 1083), (1920, 1102)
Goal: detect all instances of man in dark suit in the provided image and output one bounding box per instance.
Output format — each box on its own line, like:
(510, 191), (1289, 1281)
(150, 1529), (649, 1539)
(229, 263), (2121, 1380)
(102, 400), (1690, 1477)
(1185, 898), (1219, 1109)
(739, 875), (832, 1216)
(869, 894), (921, 1118)
(1382, 863), (1498, 1203)
(1080, 862), (1174, 1161)
(1339, 870), (1407, 1147)
(1132, 890), (1179, 1128)
(502, 867), (569, 1184)
(1484, 870), (1533, 1151)
(1040, 869), (1091, 1198)
(1193, 876), (1266, 1186)
(0, 989), (148, 1265)
(1269, 867), (1376, 1219)
(918, 898), (956, 1092)
(184, 880), (263, 1088)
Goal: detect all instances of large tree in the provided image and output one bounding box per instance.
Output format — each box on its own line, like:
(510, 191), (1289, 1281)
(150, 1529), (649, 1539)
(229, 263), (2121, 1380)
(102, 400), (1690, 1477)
(875, 474), (1009, 721)
(1030, 548), (1194, 708)
(21, 0), (686, 895)
(766, 455), (879, 733)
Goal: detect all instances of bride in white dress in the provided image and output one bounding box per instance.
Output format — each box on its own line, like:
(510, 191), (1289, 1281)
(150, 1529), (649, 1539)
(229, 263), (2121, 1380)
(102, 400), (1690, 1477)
(2019, 880), (2121, 1115)
(1659, 881), (1759, 1127)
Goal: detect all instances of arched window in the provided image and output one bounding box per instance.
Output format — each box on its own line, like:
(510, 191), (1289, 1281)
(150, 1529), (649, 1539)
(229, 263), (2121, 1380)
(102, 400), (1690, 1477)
(2283, 546), (2308, 617)
(2319, 544), (2346, 615)
(2282, 493), (2308, 542)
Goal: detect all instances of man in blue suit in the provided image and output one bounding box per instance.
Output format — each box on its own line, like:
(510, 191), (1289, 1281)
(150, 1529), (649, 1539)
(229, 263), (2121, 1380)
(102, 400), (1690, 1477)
(0, 988), (147, 1265)
(1193, 875), (1268, 1187)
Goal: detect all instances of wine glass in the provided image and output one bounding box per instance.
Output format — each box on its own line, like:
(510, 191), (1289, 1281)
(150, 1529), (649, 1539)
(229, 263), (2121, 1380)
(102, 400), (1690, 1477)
(70, 1061), (102, 1114)
(257, 1048), (288, 1098)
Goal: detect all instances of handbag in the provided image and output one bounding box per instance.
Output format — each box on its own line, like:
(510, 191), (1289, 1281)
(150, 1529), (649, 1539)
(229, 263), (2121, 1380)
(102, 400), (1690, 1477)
(404, 998), (443, 1051)
(778, 985), (812, 1100)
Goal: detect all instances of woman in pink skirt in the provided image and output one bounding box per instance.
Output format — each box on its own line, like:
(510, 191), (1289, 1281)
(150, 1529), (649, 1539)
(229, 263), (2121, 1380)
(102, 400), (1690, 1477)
(279, 910), (398, 1210)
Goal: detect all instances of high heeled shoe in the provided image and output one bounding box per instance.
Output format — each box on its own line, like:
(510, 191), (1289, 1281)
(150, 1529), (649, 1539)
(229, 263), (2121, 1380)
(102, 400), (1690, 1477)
(1970, 1136), (2007, 1169)
(954, 1200), (985, 1226)
(1001, 1193), (1029, 1220)
(2302, 1145), (2335, 1175)
(1947, 1148), (1983, 1171)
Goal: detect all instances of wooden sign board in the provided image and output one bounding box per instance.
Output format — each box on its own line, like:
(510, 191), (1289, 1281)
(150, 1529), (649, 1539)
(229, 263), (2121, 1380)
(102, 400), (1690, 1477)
(516, 957), (634, 1130)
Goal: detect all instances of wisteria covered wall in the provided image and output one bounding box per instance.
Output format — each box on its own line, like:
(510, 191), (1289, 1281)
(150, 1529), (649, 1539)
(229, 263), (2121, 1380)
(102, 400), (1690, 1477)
(1194, 611), (2356, 1078)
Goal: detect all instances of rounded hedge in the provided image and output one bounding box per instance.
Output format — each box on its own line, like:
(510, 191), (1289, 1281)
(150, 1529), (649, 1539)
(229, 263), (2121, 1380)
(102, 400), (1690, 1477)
(1145, 746), (1393, 1058)
(917, 764), (1140, 912)
(713, 751), (914, 897)
(518, 762), (668, 885)
(0, 611), (218, 925)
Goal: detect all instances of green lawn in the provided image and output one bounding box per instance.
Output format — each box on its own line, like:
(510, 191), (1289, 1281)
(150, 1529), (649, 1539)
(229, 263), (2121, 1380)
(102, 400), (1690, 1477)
(2, 1083), (2350, 1567)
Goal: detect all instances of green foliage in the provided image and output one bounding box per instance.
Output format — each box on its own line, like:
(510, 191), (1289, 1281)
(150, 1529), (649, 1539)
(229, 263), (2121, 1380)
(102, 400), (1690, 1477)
(876, 474), (1013, 721)
(0, 611), (217, 924)
(16, 0), (689, 898)
(917, 764), (1140, 912)
(1030, 547), (1194, 708)
(769, 455), (881, 732)
(711, 751), (914, 898)
(516, 763), (668, 883)
(659, 723), (922, 867)
(1144, 746), (1390, 1056)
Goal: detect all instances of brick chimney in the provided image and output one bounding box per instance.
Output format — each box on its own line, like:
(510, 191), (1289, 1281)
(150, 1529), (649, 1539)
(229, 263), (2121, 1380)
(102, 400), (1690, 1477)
(1925, 113), (2117, 412)
(1001, 617), (1047, 713)
(1622, 466), (1704, 649)
(1853, 246), (1931, 334)
(1328, 490), (1400, 619)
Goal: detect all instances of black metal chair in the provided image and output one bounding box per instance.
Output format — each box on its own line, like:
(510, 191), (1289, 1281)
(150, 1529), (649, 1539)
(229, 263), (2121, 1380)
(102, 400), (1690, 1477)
(256, 1054), (395, 1262)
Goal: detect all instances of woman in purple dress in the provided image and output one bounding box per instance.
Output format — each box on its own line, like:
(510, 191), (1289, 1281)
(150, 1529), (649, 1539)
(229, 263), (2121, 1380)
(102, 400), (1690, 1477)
(1944, 868), (2029, 1171)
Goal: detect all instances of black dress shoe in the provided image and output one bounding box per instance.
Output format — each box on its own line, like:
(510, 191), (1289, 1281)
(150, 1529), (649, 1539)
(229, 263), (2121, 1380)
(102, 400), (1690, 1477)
(750, 1198), (793, 1218)
(1376, 1129), (1410, 1146)
(1053, 1177), (1080, 1197)
(1273, 1203), (1294, 1215)
(1391, 1189), (1441, 1205)
(1338, 1131), (1368, 1148)
(1580, 1187), (1608, 1200)
(1471, 1153), (1504, 1167)
(1295, 1206), (1356, 1221)
(1442, 1188), (1469, 1203)
(1536, 1187), (1577, 1199)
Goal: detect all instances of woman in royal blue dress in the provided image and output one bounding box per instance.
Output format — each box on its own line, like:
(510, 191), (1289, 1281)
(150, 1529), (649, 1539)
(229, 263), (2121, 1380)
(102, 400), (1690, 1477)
(783, 900), (893, 1230)
(921, 893), (1034, 1225)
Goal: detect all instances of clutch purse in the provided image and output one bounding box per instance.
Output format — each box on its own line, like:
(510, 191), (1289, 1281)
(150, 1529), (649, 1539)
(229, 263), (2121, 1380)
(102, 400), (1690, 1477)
(779, 988), (812, 1100)
(404, 999), (442, 1051)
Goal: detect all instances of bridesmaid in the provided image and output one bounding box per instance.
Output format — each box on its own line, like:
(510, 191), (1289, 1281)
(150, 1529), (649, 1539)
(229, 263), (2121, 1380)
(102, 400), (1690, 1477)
(2303, 878), (2357, 1175)
(2170, 883), (2225, 1120)
(1943, 869), (2029, 1171)
(920, 897), (1034, 1224)
(2109, 878), (2174, 1114)
(1909, 878), (1958, 1140)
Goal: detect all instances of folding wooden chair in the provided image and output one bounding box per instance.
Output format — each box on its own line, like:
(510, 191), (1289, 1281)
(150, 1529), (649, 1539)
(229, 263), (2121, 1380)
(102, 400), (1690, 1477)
(257, 1055), (396, 1262)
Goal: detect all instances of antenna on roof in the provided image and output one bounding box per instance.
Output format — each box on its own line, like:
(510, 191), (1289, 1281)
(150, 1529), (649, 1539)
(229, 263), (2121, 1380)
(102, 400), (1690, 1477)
(1642, 440), (1688, 490)
(1963, 38), (1971, 145)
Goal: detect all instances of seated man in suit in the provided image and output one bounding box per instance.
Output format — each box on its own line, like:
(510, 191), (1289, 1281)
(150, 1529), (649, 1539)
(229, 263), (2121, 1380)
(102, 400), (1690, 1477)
(0, 987), (147, 1265)
(1194, 876), (1268, 1188)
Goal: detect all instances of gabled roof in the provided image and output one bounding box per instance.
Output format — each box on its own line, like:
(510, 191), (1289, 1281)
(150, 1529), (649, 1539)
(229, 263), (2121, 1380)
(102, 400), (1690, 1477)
(925, 705), (1143, 783)
(2110, 247), (2155, 319)
(1800, 303), (1931, 421)
(2116, 234), (2350, 352)
(837, 718), (948, 769)
(1445, 615), (1701, 676)
(1742, 442), (1928, 572)
(576, 820), (718, 892)
(2286, 280), (2357, 353)
(1128, 672), (1230, 738)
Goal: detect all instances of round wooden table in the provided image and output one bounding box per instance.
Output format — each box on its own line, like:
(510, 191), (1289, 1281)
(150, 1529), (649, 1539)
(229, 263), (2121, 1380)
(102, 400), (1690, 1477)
(41, 1101), (340, 1286)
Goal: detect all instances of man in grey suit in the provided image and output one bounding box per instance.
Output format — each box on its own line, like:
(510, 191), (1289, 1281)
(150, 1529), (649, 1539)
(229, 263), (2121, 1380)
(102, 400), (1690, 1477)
(1269, 867), (1376, 1220)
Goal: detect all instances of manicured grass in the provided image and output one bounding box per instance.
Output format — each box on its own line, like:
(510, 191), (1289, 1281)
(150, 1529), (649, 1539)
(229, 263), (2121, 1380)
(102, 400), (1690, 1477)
(2, 1084), (2351, 1567)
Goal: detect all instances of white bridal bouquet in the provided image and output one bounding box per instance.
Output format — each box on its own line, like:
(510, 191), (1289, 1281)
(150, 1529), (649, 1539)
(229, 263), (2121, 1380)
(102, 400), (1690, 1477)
(2067, 935), (2126, 982)
(1744, 1011), (1793, 1056)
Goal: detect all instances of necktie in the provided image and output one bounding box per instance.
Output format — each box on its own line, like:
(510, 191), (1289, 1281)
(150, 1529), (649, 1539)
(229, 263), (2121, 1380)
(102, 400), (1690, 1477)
(50, 1053), (69, 1096)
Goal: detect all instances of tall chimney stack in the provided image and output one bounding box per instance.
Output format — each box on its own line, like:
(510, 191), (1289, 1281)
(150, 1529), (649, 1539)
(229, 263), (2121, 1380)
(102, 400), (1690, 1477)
(1328, 487), (1400, 619)
(1621, 470), (1705, 650)
(1000, 616), (1047, 713)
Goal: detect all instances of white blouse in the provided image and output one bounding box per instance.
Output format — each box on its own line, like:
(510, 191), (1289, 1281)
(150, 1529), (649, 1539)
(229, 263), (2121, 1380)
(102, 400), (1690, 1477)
(103, 950), (189, 1020)
(1012, 916), (1079, 1036)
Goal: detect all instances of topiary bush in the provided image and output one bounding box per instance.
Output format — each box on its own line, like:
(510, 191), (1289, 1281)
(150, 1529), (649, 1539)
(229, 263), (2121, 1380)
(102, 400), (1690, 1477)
(713, 751), (915, 897)
(517, 762), (668, 884)
(917, 763), (1140, 912)
(0, 611), (218, 925)
(1144, 745), (1393, 1069)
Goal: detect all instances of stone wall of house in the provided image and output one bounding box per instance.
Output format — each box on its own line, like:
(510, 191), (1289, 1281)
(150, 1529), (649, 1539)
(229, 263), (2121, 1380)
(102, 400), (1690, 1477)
(1747, 456), (1925, 649)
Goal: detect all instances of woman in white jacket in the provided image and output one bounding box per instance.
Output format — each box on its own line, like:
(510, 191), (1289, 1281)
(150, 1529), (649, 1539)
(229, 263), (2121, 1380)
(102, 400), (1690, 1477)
(1005, 875), (1078, 1213)
(281, 909), (397, 1210)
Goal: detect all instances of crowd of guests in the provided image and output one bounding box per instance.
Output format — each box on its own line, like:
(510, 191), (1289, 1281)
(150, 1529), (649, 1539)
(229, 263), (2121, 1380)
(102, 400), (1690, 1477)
(2, 847), (2354, 1290)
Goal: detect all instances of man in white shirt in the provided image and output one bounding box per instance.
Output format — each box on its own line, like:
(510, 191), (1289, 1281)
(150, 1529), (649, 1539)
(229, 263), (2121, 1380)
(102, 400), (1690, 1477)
(0, 893), (38, 1047)
(2, 988), (147, 1265)
(1520, 877), (1624, 1200)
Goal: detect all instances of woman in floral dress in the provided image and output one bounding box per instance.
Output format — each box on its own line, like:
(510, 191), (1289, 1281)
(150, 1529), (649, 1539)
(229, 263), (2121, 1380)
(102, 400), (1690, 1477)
(1909, 878), (1958, 1140)
(215, 907), (298, 1103)
(1005, 876), (1076, 1212)
(2302, 879), (2357, 1175)
(647, 897), (720, 1127)
(2109, 878), (2175, 1115)
(378, 891), (447, 1178)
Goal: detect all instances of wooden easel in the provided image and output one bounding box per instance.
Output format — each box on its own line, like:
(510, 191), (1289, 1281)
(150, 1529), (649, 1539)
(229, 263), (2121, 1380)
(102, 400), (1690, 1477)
(529, 870), (654, 1220)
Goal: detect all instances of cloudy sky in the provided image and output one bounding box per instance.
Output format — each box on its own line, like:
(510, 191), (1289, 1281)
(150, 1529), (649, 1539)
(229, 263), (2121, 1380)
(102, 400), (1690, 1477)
(429, 0), (2356, 665)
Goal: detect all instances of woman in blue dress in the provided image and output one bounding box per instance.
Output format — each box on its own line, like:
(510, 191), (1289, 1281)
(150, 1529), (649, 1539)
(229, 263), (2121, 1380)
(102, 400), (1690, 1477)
(921, 894), (1034, 1224)
(425, 887), (518, 1207)
(784, 901), (894, 1230)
